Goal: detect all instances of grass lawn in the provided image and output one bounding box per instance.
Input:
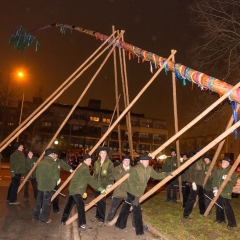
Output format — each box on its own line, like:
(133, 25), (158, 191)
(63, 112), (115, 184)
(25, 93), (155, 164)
(142, 191), (240, 240)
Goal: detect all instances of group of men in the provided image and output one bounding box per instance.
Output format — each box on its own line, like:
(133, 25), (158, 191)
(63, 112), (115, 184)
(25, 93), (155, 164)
(163, 148), (237, 228)
(7, 142), (237, 239)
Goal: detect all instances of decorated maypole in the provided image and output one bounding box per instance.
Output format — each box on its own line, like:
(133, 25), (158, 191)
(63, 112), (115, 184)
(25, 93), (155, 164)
(9, 23), (240, 104)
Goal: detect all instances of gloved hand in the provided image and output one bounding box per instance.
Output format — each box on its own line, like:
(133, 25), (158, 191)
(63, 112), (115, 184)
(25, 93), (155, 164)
(192, 182), (197, 191)
(165, 171), (173, 177)
(70, 169), (74, 173)
(222, 175), (227, 180)
(82, 192), (87, 199)
(131, 196), (140, 206)
(10, 171), (15, 178)
(97, 187), (107, 195)
(57, 178), (61, 185)
(106, 184), (112, 191)
(213, 188), (218, 197)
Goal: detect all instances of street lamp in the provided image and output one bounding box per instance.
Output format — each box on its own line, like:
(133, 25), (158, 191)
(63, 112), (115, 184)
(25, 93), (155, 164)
(16, 71), (24, 142)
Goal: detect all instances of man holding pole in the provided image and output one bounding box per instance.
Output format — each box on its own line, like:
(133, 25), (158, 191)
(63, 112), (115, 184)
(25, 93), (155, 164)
(32, 148), (59, 223)
(115, 153), (167, 240)
(61, 154), (107, 231)
(212, 156), (237, 228)
(92, 146), (114, 226)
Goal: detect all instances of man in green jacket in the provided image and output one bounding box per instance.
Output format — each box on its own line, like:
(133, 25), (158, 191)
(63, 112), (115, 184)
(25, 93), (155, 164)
(61, 154), (106, 231)
(33, 148), (59, 223)
(23, 150), (38, 201)
(92, 147), (114, 225)
(115, 153), (166, 240)
(7, 142), (26, 204)
(105, 155), (132, 224)
(162, 149), (178, 202)
(212, 156), (237, 228)
(52, 149), (73, 213)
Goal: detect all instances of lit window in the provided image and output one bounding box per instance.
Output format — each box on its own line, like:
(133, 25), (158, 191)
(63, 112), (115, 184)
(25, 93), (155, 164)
(90, 116), (99, 122)
(7, 122), (14, 126)
(103, 118), (110, 123)
(42, 122), (52, 127)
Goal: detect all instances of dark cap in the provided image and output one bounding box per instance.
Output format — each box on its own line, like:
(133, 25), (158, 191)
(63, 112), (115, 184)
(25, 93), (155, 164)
(138, 153), (152, 161)
(52, 149), (59, 155)
(203, 155), (212, 161)
(170, 148), (177, 154)
(96, 146), (109, 154)
(27, 150), (34, 155)
(45, 148), (54, 156)
(222, 157), (231, 163)
(13, 142), (24, 150)
(82, 154), (92, 161)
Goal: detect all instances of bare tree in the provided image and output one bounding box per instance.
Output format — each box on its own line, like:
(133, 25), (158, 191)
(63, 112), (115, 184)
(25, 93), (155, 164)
(187, 0), (240, 134)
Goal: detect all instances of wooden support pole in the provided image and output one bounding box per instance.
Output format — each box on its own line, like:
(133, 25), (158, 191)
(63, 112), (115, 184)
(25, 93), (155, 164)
(65, 173), (129, 225)
(204, 154), (240, 216)
(121, 34), (134, 159)
(171, 49), (182, 202)
(18, 32), (123, 194)
(0, 32), (117, 152)
(53, 51), (176, 204)
(109, 119), (240, 226)
(149, 82), (240, 158)
(112, 26), (122, 157)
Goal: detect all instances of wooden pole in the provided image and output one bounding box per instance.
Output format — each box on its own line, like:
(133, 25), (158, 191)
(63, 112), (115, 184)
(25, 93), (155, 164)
(18, 32), (123, 194)
(204, 154), (240, 216)
(65, 173), (129, 225)
(121, 34), (134, 159)
(171, 49), (182, 202)
(109, 119), (240, 226)
(112, 26), (122, 158)
(0, 33), (118, 153)
(149, 82), (240, 158)
(52, 51), (176, 201)
(0, 31), (116, 151)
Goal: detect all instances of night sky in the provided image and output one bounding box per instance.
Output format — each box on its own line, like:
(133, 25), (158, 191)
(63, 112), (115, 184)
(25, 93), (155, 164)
(1, 0), (204, 137)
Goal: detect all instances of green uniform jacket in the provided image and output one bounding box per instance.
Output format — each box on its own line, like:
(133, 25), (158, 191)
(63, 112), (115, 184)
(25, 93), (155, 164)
(36, 156), (59, 191)
(69, 162), (101, 196)
(113, 163), (131, 198)
(212, 165), (237, 199)
(93, 158), (114, 188)
(180, 160), (189, 182)
(187, 158), (205, 186)
(10, 150), (26, 174)
(162, 156), (178, 173)
(55, 158), (72, 178)
(25, 156), (38, 179)
(204, 164), (217, 191)
(127, 162), (166, 197)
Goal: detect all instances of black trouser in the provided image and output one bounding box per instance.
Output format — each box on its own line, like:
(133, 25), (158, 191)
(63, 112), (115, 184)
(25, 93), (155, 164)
(216, 196), (236, 226)
(183, 184), (205, 217)
(106, 197), (123, 222)
(24, 178), (38, 199)
(33, 190), (53, 223)
(166, 177), (178, 201)
(7, 174), (21, 202)
(204, 189), (213, 212)
(115, 192), (144, 236)
(52, 184), (60, 212)
(61, 194), (86, 226)
(95, 191), (106, 222)
(182, 181), (190, 208)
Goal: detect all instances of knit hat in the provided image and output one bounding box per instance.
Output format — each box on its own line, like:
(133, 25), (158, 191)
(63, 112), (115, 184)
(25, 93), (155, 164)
(82, 154), (92, 161)
(203, 155), (212, 161)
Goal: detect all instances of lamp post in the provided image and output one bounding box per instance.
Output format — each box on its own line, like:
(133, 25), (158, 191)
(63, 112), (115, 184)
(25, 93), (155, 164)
(16, 72), (24, 142)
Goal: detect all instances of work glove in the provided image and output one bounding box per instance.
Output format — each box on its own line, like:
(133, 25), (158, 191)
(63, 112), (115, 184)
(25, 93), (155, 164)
(70, 169), (74, 173)
(131, 196), (140, 206)
(82, 192), (87, 199)
(57, 178), (61, 185)
(213, 188), (218, 197)
(192, 182), (197, 191)
(106, 184), (112, 191)
(10, 171), (15, 178)
(97, 187), (107, 195)
(222, 175), (227, 180)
